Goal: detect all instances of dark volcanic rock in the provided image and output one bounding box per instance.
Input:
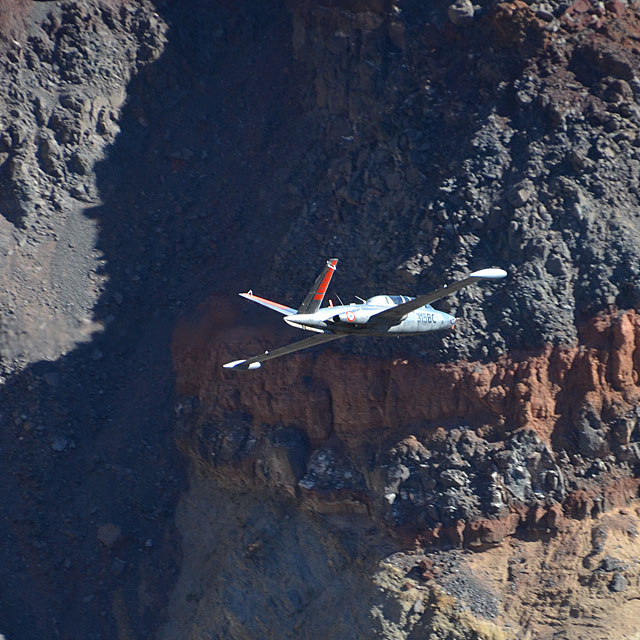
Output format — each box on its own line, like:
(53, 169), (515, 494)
(577, 405), (609, 458)
(601, 556), (624, 572)
(299, 444), (364, 493)
(378, 428), (566, 532)
(265, 0), (640, 363)
(2, 0), (640, 638)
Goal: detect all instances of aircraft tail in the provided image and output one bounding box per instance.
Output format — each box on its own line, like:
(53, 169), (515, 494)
(297, 258), (338, 314)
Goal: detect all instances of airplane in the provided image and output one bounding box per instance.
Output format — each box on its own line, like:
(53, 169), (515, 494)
(223, 259), (507, 370)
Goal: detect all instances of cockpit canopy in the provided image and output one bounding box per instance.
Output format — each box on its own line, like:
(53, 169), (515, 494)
(366, 295), (414, 306)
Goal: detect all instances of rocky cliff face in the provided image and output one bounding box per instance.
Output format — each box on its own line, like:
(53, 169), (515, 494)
(0, 1), (166, 369)
(269, 0), (640, 362)
(2, 1), (640, 639)
(174, 302), (640, 545)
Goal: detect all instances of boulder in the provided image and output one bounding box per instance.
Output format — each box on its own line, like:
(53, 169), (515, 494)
(448, 0), (475, 26)
(97, 523), (122, 549)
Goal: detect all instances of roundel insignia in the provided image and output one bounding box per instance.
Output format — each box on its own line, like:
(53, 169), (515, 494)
(346, 311), (356, 322)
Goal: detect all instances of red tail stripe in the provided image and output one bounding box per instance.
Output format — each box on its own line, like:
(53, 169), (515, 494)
(316, 268), (335, 295)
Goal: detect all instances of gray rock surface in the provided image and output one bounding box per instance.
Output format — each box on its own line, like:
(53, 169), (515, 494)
(609, 572), (628, 592)
(0, 1), (166, 372)
(377, 428), (566, 530)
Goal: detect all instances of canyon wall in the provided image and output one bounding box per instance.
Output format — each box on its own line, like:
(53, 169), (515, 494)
(173, 303), (640, 546)
(167, 1), (640, 636)
(1, 0), (640, 639)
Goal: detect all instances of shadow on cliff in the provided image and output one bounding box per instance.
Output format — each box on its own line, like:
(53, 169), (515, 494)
(0, 2), (305, 638)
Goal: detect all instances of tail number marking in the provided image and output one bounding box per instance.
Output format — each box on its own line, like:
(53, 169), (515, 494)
(417, 312), (436, 324)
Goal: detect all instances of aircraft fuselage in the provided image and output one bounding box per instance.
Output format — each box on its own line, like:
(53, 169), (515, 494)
(284, 298), (455, 336)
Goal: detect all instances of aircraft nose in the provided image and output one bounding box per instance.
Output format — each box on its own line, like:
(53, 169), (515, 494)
(450, 316), (457, 330)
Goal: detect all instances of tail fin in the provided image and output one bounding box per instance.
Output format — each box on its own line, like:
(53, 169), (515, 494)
(297, 258), (338, 314)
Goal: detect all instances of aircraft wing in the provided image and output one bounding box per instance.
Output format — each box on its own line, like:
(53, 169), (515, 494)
(369, 268), (507, 325)
(223, 332), (346, 370)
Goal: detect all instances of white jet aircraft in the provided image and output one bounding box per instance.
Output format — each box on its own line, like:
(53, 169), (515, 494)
(223, 259), (506, 370)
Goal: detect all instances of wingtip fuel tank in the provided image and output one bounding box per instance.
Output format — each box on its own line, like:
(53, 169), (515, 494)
(223, 359), (262, 370)
(469, 268), (508, 279)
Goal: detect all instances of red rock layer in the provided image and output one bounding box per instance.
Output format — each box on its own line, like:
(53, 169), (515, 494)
(172, 301), (640, 448)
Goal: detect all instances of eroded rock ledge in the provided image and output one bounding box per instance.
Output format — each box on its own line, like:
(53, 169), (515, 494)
(172, 305), (640, 547)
